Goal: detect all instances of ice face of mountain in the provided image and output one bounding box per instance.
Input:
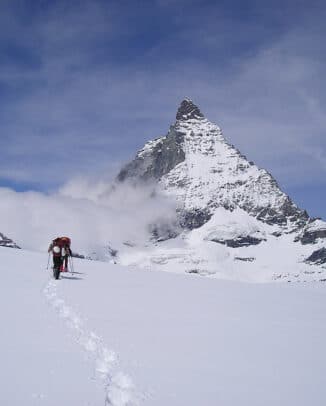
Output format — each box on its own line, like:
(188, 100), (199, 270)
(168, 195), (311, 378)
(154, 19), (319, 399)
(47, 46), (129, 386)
(118, 98), (308, 231)
(115, 99), (326, 281)
(0, 232), (20, 249)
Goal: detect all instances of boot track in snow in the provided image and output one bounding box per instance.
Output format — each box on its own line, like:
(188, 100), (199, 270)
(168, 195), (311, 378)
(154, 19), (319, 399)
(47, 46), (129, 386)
(43, 278), (139, 406)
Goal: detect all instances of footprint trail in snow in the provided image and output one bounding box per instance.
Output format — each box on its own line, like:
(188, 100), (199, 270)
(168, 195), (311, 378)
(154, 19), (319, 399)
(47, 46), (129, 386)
(43, 279), (139, 406)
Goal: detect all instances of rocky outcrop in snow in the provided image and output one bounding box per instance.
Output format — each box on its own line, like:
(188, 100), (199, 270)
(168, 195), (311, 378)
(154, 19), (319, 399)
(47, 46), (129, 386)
(295, 219), (326, 245)
(117, 127), (185, 183)
(0, 232), (20, 249)
(211, 235), (265, 248)
(305, 248), (326, 265)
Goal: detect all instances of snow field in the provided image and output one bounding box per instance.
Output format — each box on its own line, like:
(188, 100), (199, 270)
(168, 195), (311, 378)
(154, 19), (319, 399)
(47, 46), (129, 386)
(1, 246), (326, 406)
(57, 251), (326, 406)
(0, 248), (104, 405)
(118, 207), (326, 282)
(43, 279), (138, 406)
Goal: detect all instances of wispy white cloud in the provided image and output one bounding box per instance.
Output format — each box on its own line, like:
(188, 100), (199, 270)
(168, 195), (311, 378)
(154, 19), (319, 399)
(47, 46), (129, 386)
(0, 179), (178, 254)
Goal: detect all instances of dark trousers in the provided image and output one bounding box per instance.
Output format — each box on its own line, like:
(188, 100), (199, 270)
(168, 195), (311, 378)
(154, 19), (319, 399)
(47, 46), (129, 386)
(53, 255), (63, 270)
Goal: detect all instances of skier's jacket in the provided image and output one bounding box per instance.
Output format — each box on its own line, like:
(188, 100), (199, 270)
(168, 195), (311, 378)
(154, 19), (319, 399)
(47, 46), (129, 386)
(48, 237), (72, 257)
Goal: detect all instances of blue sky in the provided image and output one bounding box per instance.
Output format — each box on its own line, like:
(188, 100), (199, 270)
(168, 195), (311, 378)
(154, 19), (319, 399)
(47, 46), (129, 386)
(0, 0), (325, 218)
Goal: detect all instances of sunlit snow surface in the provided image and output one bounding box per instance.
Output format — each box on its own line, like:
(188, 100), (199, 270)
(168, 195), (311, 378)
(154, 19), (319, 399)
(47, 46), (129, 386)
(160, 117), (298, 222)
(1, 246), (326, 406)
(118, 207), (326, 283)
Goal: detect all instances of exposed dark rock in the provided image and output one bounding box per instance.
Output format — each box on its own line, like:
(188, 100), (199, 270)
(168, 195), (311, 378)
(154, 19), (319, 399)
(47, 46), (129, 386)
(187, 269), (200, 274)
(176, 98), (204, 121)
(107, 245), (118, 258)
(149, 222), (180, 242)
(210, 235), (265, 248)
(179, 208), (212, 229)
(118, 126), (185, 182)
(305, 248), (326, 265)
(186, 269), (209, 276)
(298, 228), (326, 245)
(0, 233), (20, 249)
(123, 241), (135, 247)
(255, 198), (308, 228)
(71, 252), (85, 259)
(234, 257), (256, 262)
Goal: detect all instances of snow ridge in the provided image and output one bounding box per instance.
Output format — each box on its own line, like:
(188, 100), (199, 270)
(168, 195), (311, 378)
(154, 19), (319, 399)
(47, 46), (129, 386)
(43, 279), (138, 406)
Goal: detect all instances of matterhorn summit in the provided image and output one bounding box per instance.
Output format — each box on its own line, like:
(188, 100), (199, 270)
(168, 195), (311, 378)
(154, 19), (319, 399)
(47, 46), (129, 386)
(175, 97), (204, 121)
(119, 98), (308, 229)
(116, 98), (326, 282)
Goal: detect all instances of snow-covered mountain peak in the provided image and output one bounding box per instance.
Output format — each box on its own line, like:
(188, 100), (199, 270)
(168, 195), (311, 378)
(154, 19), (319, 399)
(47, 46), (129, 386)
(118, 99), (308, 231)
(176, 98), (204, 122)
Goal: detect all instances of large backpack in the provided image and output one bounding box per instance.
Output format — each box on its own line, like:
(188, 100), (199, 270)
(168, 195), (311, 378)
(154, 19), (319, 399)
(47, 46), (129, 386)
(52, 238), (63, 257)
(60, 236), (71, 257)
(60, 237), (71, 247)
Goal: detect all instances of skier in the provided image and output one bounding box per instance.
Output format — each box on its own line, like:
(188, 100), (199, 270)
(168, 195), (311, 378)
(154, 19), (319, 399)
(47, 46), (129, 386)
(48, 237), (72, 279)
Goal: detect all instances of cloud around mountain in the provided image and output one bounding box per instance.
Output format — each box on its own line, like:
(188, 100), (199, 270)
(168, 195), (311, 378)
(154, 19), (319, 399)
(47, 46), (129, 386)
(0, 179), (178, 255)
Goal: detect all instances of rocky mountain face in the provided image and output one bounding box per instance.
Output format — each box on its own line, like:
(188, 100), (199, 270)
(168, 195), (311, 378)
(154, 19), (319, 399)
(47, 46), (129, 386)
(118, 99), (309, 230)
(116, 98), (326, 281)
(0, 232), (20, 249)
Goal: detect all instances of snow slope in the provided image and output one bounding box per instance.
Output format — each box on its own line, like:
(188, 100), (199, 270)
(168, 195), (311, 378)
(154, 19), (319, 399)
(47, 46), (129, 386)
(117, 207), (326, 283)
(1, 246), (326, 406)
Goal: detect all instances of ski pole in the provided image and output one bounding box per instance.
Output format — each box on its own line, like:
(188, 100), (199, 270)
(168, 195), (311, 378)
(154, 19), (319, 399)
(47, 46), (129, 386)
(69, 256), (75, 274)
(46, 253), (50, 270)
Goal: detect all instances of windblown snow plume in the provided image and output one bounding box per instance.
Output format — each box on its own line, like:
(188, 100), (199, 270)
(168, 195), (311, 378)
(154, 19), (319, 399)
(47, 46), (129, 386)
(0, 179), (179, 258)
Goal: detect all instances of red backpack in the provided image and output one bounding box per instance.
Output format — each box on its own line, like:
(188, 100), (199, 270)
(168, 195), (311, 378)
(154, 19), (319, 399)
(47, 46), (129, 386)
(60, 237), (71, 247)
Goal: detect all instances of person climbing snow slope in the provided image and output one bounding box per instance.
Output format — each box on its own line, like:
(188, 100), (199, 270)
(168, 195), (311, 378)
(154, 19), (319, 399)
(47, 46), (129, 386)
(48, 236), (72, 279)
